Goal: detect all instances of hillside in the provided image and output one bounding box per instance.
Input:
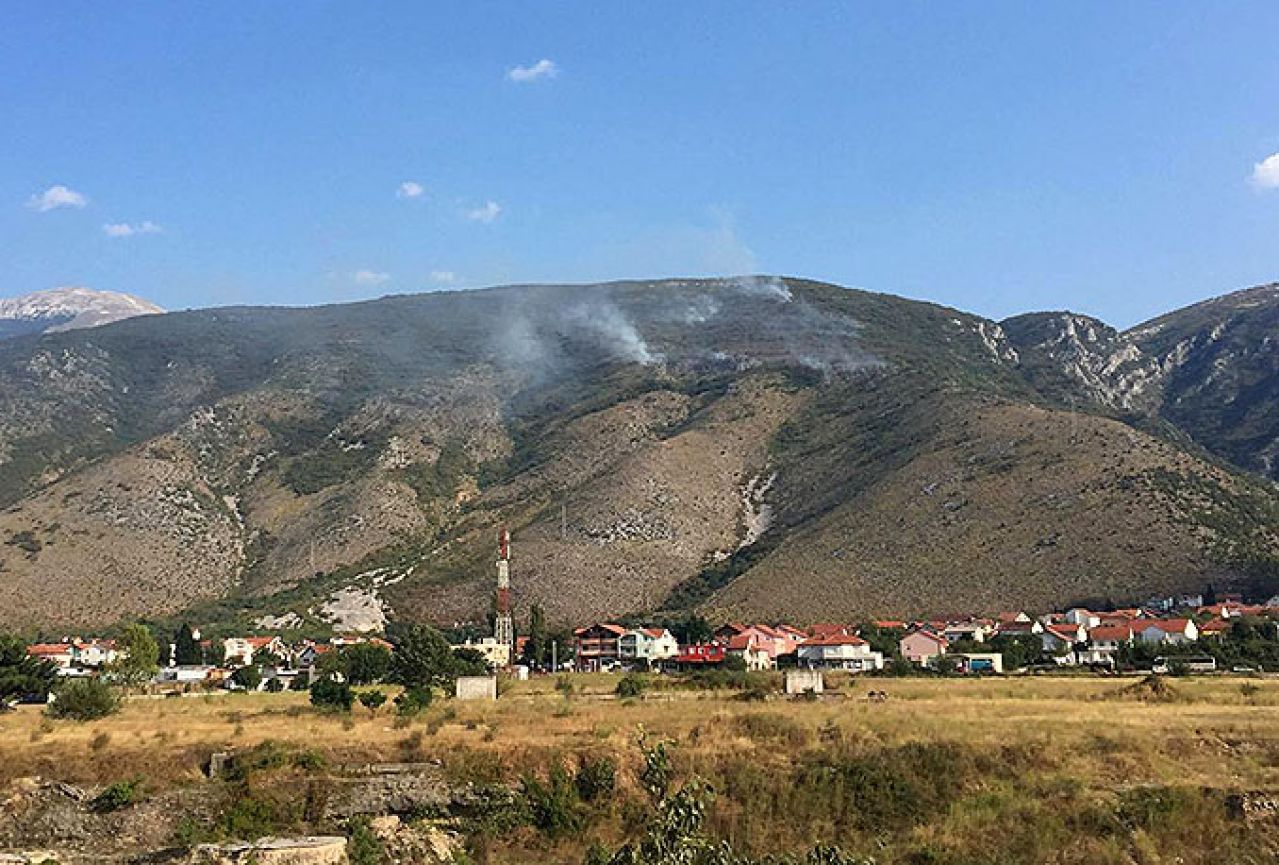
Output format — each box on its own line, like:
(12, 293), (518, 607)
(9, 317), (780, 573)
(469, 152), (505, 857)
(1, 277), (1278, 631)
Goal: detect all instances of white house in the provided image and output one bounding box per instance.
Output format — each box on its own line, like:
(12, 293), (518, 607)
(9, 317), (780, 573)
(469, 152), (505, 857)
(1077, 624), (1134, 666)
(1064, 608), (1102, 629)
(222, 636), (287, 667)
(1040, 623), (1086, 664)
(941, 621), (989, 644)
(725, 633), (775, 670)
(1135, 619), (1198, 645)
(619, 628), (680, 666)
(797, 635), (884, 672)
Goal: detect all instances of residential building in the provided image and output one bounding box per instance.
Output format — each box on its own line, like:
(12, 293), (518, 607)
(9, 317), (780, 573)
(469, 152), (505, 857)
(1135, 619), (1199, 645)
(726, 633), (775, 670)
(664, 643), (726, 670)
(1064, 608), (1101, 628)
(797, 634), (884, 672)
(222, 636), (287, 667)
(1040, 623), (1086, 662)
(941, 621), (989, 644)
(619, 628), (680, 666)
(1078, 624), (1134, 666)
(900, 630), (949, 665)
(27, 643), (75, 671)
(573, 623), (627, 671)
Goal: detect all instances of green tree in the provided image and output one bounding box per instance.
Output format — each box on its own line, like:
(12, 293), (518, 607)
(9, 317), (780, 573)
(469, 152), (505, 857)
(0, 633), (58, 705)
(174, 623), (202, 666)
(108, 624), (160, 687)
(230, 665), (263, 691)
(47, 678), (120, 721)
(342, 643), (391, 685)
(387, 621), (462, 690)
(522, 604), (549, 669)
(310, 676), (353, 711)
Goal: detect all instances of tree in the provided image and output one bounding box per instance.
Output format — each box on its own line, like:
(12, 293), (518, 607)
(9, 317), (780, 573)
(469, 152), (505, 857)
(47, 678), (120, 721)
(452, 647), (492, 677)
(387, 621), (460, 690)
(522, 604), (549, 669)
(230, 665), (263, 691)
(343, 643), (391, 685)
(0, 633), (57, 705)
(310, 676), (353, 711)
(108, 624), (160, 687)
(174, 623), (201, 666)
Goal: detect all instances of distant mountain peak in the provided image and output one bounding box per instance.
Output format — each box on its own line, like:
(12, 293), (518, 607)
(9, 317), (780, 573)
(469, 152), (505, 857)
(0, 286), (164, 339)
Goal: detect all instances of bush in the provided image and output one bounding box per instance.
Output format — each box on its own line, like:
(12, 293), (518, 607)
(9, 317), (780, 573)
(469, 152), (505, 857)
(358, 689), (387, 713)
(46, 679), (120, 721)
(395, 686), (433, 716)
(264, 677), (285, 693)
(347, 815), (387, 865)
(615, 674), (647, 699)
(574, 756), (617, 802)
(92, 779), (142, 812)
(522, 765), (584, 838)
(310, 677), (353, 712)
(230, 665), (263, 691)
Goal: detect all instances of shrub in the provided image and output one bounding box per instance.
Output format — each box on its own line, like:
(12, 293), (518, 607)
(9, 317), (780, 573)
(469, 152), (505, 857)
(574, 756), (617, 803)
(358, 689), (387, 713)
(92, 779), (142, 812)
(521, 765), (584, 838)
(616, 674), (647, 699)
(310, 677), (353, 712)
(264, 677), (285, 693)
(230, 665), (263, 691)
(46, 679), (120, 721)
(395, 686), (433, 716)
(347, 816), (386, 865)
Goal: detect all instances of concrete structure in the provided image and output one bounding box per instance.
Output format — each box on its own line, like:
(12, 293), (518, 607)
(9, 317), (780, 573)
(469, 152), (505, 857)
(455, 675), (498, 701)
(797, 634), (884, 671)
(785, 669), (825, 695)
(900, 630), (949, 665)
(187, 836), (347, 865)
(618, 628), (680, 666)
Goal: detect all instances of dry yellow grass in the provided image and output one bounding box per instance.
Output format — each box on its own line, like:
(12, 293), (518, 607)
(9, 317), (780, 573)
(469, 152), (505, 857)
(2, 674), (1278, 791)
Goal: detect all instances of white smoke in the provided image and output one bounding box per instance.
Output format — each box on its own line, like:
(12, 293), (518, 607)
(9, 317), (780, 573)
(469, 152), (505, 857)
(566, 300), (661, 365)
(730, 275), (793, 302)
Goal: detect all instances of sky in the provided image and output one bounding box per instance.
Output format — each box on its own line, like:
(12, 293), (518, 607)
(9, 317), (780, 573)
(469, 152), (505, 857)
(3, 2), (1279, 328)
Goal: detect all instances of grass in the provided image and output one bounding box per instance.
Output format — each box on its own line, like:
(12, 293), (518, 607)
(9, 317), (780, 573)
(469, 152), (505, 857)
(2, 675), (1279, 862)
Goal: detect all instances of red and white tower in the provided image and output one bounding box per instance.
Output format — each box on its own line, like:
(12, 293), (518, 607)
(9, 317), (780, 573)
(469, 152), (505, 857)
(494, 528), (514, 657)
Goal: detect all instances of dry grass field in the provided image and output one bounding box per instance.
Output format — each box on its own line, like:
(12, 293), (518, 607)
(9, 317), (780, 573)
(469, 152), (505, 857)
(3, 674), (1279, 863)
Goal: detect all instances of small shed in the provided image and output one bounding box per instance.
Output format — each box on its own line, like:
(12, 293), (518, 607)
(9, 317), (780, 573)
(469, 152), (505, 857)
(455, 675), (498, 701)
(784, 669), (825, 695)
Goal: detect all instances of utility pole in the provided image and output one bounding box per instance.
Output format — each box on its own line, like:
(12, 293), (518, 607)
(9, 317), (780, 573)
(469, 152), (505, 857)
(551, 640), (558, 673)
(560, 503), (567, 541)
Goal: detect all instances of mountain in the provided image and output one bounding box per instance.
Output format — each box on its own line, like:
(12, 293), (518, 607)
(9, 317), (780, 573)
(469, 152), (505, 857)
(0, 287), (164, 340)
(0, 277), (1277, 633)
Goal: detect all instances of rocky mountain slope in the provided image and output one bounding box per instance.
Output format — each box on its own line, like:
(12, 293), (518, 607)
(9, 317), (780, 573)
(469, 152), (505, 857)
(0, 277), (1277, 631)
(0, 287), (163, 340)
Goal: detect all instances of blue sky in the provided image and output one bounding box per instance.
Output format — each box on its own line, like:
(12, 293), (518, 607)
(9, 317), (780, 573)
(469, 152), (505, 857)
(3, 2), (1279, 327)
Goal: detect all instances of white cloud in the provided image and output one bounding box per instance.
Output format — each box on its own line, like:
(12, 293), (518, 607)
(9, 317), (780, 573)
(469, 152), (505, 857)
(1251, 152), (1279, 189)
(27, 185), (88, 212)
(396, 181), (425, 199)
(353, 269), (391, 285)
(429, 270), (457, 284)
(465, 200), (502, 223)
(102, 220), (162, 238)
(507, 58), (558, 83)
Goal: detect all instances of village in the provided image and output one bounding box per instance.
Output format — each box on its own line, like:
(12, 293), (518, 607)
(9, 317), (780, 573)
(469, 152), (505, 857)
(19, 590), (1279, 698)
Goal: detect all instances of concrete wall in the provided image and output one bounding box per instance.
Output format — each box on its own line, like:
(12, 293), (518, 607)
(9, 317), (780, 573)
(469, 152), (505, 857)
(455, 675), (498, 701)
(784, 669), (824, 695)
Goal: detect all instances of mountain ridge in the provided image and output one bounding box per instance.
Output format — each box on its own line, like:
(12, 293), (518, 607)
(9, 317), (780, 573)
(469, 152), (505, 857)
(0, 276), (1277, 632)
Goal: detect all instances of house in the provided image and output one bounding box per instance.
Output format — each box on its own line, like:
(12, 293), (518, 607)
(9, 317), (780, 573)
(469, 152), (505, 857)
(27, 643), (75, 671)
(726, 633), (775, 670)
(1135, 619), (1198, 645)
(222, 636), (287, 667)
(1064, 608), (1101, 629)
(797, 634), (884, 672)
(455, 637), (509, 669)
(1040, 623), (1086, 662)
(1078, 624), (1134, 666)
(808, 623), (856, 639)
(993, 619), (1044, 638)
(1197, 617), (1232, 639)
(293, 641), (334, 670)
(158, 665), (216, 684)
(573, 623), (627, 671)
(900, 630), (948, 665)
(664, 643), (727, 671)
(618, 628), (680, 666)
(997, 611), (1033, 625)
(714, 623), (804, 659)
(941, 621), (989, 644)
